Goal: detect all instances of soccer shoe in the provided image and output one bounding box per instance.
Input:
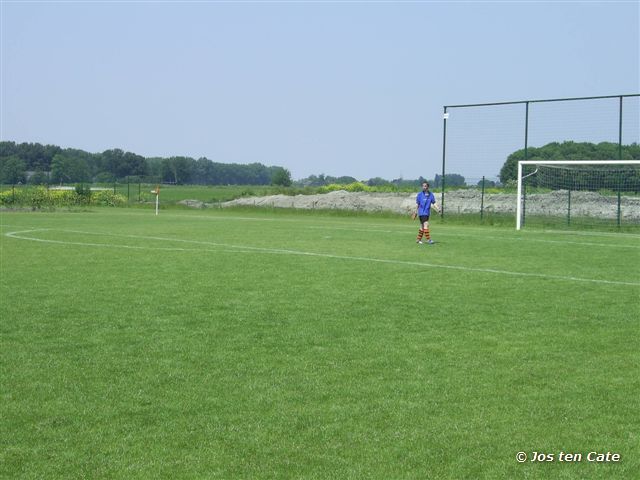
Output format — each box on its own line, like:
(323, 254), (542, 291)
(416, 240), (423, 244)
(427, 239), (434, 244)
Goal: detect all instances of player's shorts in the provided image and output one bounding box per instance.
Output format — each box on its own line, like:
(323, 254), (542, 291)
(419, 215), (430, 223)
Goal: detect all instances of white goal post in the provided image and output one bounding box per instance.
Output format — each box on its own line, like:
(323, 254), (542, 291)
(516, 160), (640, 230)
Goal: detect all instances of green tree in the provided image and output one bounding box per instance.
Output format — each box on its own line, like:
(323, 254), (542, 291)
(12, 142), (61, 170)
(101, 149), (147, 179)
(123, 151), (147, 177)
(0, 155), (27, 184)
(194, 158), (215, 184)
(477, 178), (496, 188)
(271, 167), (292, 187)
(367, 177), (391, 187)
(50, 154), (90, 183)
(63, 148), (97, 179)
(299, 174), (327, 187)
(146, 157), (164, 178)
(0, 141), (17, 158)
(101, 149), (125, 179)
(161, 157), (194, 184)
(333, 176), (358, 184)
(433, 173), (465, 188)
(95, 172), (115, 183)
(391, 178), (423, 189)
(28, 169), (50, 185)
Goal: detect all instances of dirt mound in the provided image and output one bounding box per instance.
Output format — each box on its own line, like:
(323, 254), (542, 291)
(220, 190), (417, 214)
(204, 189), (640, 220)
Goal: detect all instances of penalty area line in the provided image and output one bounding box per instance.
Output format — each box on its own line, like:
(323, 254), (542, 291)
(3, 229), (256, 254)
(255, 250), (639, 287)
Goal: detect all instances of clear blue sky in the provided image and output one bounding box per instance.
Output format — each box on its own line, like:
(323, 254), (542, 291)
(1, 1), (638, 181)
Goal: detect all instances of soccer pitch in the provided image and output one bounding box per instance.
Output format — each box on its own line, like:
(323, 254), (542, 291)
(1, 208), (638, 479)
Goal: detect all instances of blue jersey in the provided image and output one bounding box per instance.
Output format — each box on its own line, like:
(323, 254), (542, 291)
(416, 190), (436, 216)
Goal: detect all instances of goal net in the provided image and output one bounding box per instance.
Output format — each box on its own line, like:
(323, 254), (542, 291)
(516, 160), (640, 230)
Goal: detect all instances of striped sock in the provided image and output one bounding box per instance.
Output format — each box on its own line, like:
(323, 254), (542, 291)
(424, 228), (431, 241)
(416, 229), (424, 242)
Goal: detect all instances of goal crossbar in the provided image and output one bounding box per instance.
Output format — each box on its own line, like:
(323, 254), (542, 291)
(516, 160), (640, 230)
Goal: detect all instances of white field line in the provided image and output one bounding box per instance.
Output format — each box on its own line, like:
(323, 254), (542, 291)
(306, 226), (640, 249)
(3, 229), (257, 253)
(102, 210), (640, 240)
(4, 218), (639, 250)
(5, 229), (640, 287)
(5, 211), (640, 241)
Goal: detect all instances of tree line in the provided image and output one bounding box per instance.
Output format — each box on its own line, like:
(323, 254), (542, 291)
(4, 140), (637, 190)
(293, 173), (465, 189)
(0, 142), (294, 187)
(0, 141), (457, 189)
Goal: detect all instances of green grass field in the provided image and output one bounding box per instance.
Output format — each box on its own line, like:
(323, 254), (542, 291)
(1, 207), (639, 479)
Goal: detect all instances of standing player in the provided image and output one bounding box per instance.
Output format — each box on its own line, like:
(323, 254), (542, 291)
(413, 181), (440, 244)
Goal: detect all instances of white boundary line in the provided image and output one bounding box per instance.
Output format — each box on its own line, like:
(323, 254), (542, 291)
(3, 229), (257, 254)
(5, 229), (639, 287)
(5, 212), (640, 239)
(13, 209), (634, 240)
(6, 217), (639, 246)
(4, 216), (639, 250)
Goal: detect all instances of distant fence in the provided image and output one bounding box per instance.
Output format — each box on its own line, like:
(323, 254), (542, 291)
(0, 177), (164, 206)
(110, 177), (163, 203)
(440, 93), (640, 220)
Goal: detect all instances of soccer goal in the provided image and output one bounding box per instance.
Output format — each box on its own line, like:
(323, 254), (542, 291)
(516, 160), (640, 230)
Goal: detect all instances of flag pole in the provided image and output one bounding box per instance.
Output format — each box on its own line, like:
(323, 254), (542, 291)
(152, 185), (160, 215)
